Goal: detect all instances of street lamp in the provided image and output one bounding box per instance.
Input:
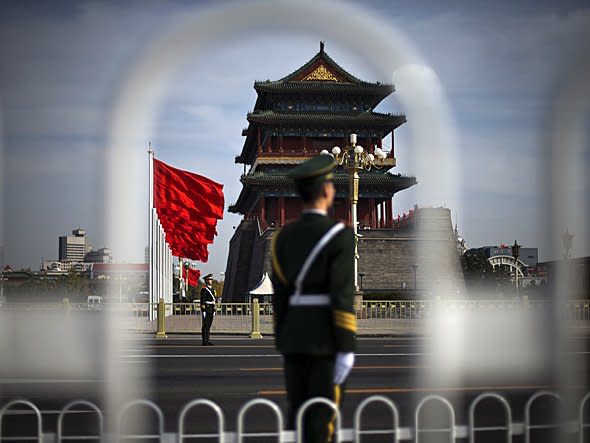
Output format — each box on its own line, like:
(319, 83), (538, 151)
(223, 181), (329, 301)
(511, 240), (520, 297)
(321, 133), (387, 292)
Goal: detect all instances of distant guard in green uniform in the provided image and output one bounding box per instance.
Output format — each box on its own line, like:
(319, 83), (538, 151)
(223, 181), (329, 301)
(200, 273), (216, 346)
(271, 155), (357, 443)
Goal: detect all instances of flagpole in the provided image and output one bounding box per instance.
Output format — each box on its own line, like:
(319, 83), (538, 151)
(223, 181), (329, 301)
(179, 257), (184, 300)
(186, 261), (189, 298)
(148, 143), (155, 319)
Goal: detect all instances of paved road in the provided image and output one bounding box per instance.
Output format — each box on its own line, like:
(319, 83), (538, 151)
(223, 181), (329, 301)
(1, 333), (588, 440)
(125, 334), (586, 441)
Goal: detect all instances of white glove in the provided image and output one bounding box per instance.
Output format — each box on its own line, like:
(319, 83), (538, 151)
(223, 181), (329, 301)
(202, 312), (206, 319)
(334, 352), (355, 385)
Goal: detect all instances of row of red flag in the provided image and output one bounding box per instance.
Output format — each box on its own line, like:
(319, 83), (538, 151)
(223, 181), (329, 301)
(153, 157), (224, 264)
(181, 264), (201, 287)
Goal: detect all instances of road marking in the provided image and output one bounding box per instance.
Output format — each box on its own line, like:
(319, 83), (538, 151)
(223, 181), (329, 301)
(145, 343), (424, 349)
(240, 365), (427, 372)
(259, 384), (554, 396)
(121, 351), (590, 359)
(144, 345), (275, 348)
(123, 354), (283, 358)
(355, 365), (428, 369)
(240, 367), (283, 372)
(121, 352), (424, 358)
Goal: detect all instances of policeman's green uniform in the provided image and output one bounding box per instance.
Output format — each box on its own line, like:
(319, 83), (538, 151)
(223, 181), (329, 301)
(271, 155), (357, 443)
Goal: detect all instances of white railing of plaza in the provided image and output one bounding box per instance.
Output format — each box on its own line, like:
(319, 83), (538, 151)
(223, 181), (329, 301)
(122, 299), (590, 334)
(120, 299), (590, 319)
(1, 300), (589, 334)
(1, 391), (588, 442)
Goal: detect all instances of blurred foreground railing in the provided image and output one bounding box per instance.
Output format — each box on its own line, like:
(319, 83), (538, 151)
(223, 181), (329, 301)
(1, 390), (589, 442)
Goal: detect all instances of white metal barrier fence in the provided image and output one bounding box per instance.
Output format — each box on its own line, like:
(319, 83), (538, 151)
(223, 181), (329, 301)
(124, 300), (590, 334)
(1, 391), (589, 442)
(1, 300), (589, 334)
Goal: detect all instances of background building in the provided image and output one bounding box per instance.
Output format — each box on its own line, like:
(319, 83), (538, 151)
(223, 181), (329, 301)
(223, 43), (463, 301)
(84, 247), (112, 264)
(58, 228), (91, 262)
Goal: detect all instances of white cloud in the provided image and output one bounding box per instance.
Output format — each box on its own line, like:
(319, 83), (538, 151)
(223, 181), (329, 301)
(460, 131), (541, 196)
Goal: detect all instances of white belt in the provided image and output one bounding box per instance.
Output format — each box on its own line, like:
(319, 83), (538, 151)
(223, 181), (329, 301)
(289, 294), (330, 306)
(204, 301), (215, 305)
(287, 223), (343, 309)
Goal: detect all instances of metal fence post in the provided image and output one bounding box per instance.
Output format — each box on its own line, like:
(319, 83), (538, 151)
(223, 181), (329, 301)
(156, 298), (167, 339)
(250, 298), (263, 339)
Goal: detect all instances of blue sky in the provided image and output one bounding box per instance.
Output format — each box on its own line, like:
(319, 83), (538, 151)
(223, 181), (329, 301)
(1, 0), (589, 277)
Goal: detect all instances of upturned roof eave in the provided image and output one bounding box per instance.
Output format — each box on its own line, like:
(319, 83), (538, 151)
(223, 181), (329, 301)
(245, 113), (407, 130)
(252, 82), (394, 111)
(229, 174), (417, 215)
(240, 172), (416, 186)
(253, 81), (394, 94)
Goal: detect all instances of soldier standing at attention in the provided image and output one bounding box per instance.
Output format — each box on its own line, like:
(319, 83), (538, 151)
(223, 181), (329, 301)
(271, 155), (357, 443)
(200, 273), (216, 346)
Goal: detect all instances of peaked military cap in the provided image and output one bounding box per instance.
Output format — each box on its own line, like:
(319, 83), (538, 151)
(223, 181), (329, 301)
(204, 273), (214, 280)
(288, 155), (335, 185)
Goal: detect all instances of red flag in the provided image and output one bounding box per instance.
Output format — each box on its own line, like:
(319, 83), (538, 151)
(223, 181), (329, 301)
(159, 213), (217, 243)
(153, 157), (224, 262)
(157, 207), (218, 233)
(182, 264), (201, 287)
(154, 158), (224, 219)
(167, 231), (210, 262)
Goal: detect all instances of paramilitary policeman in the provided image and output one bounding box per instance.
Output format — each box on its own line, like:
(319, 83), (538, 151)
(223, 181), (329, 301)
(200, 273), (217, 346)
(271, 155), (357, 443)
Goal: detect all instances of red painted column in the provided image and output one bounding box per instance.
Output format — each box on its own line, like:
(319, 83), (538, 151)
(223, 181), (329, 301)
(386, 198), (393, 228)
(347, 203), (351, 226)
(260, 197), (266, 229)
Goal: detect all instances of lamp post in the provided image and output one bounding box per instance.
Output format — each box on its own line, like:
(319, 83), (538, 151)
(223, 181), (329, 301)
(321, 133), (386, 292)
(511, 240), (520, 298)
(358, 272), (365, 290)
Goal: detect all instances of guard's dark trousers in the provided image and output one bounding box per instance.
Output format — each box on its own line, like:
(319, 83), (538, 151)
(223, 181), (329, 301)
(284, 354), (336, 443)
(201, 308), (214, 345)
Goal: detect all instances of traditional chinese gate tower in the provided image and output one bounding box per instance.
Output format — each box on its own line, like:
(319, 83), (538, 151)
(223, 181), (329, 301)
(223, 43), (420, 301)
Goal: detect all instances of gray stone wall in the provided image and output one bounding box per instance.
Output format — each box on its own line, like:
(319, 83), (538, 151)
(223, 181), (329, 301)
(223, 208), (464, 300)
(358, 231), (417, 290)
(248, 229), (276, 294)
(222, 220), (258, 302)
